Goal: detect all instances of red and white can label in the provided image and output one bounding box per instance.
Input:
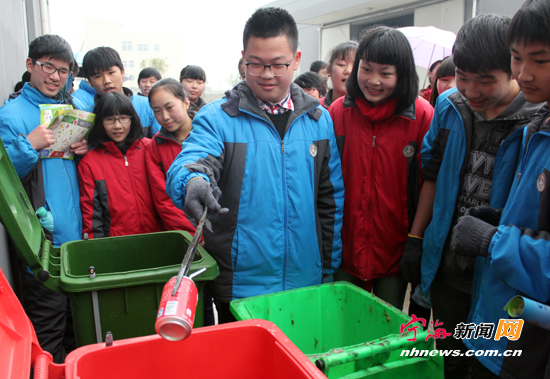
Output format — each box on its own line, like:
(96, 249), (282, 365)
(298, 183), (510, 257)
(155, 276), (198, 341)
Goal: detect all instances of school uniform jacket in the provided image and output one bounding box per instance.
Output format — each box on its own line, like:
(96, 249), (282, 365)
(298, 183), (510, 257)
(330, 95), (433, 281)
(78, 139), (162, 238)
(464, 107), (550, 378)
(420, 88), (542, 293)
(145, 130), (196, 233)
(166, 81), (345, 302)
(0, 83), (82, 246)
(71, 81), (96, 110)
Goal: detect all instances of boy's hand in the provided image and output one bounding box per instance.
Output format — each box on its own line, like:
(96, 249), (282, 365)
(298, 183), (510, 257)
(399, 236), (423, 285)
(70, 139), (89, 156)
(185, 177), (229, 233)
(450, 215), (497, 257)
(27, 124), (54, 151)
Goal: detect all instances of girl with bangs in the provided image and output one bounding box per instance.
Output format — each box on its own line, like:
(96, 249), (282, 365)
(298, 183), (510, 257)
(78, 91), (162, 238)
(329, 26), (434, 309)
(321, 41), (358, 109)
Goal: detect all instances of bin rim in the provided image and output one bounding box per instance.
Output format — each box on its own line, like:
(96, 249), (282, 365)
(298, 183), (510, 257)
(58, 231), (219, 292)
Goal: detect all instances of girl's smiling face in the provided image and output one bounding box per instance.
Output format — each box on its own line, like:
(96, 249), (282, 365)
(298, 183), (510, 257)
(357, 60), (398, 106)
(150, 88), (190, 134)
(103, 113), (131, 145)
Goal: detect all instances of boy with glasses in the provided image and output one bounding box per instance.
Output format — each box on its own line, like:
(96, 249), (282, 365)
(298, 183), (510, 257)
(80, 47), (161, 137)
(166, 7), (344, 323)
(0, 34), (86, 363)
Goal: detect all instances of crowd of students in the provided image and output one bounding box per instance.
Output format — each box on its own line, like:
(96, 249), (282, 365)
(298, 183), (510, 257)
(1, 1), (550, 377)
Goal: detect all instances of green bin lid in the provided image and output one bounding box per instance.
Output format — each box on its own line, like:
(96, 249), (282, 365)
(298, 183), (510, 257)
(0, 138), (44, 270)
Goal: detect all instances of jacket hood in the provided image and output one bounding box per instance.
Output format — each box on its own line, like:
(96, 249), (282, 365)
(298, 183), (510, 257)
(79, 80), (97, 95)
(221, 81), (323, 123)
(154, 128), (181, 145)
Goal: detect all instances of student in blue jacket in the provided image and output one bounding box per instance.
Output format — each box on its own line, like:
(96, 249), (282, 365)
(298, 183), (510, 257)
(167, 7), (344, 324)
(451, 1), (550, 377)
(0, 35), (87, 363)
(80, 47), (161, 137)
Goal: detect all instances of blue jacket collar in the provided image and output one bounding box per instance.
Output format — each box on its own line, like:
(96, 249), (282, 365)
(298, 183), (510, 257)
(79, 80), (97, 95)
(21, 82), (63, 107)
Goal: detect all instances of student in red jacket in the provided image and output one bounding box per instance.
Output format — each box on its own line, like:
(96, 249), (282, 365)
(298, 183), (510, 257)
(146, 78), (197, 234)
(78, 91), (162, 238)
(329, 26), (434, 309)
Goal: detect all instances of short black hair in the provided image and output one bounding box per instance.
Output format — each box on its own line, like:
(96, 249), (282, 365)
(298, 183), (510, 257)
(430, 56), (456, 106)
(507, 0), (550, 47)
(89, 92), (144, 148)
(347, 26), (418, 113)
(326, 41), (358, 74)
(179, 65), (206, 82)
(14, 71), (31, 92)
(138, 67), (161, 83)
(82, 47), (124, 79)
(310, 60), (328, 73)
(243, 7), (298, 53)
(149, 78), (196, 120)
(28, 34), (73, 64)
(294, 72), (327, 97)
(429, 60), (443, 73)
(453, 14), (512, 75)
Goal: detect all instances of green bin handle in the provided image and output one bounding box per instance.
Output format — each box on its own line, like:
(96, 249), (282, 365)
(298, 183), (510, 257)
(315, 330), (431, 373)
(35, 238), (61, 292)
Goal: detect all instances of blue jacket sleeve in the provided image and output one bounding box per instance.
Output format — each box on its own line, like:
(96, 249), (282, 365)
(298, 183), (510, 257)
(166, 105), (224, 211)
(321, 111), (344, 274)
(0, 116), (39, 178)
(489, 225), (550, 302)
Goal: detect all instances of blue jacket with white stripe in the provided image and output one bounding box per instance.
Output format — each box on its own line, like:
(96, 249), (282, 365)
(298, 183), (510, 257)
(167, 82), (344, 302)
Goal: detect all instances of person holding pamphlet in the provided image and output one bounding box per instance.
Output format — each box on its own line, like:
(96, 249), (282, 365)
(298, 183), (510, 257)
(0, 35), (88, 363)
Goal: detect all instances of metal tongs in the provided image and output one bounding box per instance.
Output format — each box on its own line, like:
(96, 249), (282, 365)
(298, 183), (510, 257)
(171, 204), (208, 295)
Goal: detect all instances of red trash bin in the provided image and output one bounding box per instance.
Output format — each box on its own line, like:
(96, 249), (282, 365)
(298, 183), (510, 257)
(0, 268), (326, 379)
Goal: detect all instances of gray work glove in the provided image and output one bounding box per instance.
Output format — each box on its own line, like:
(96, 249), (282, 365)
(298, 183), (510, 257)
(184, 177), (228, 233)
(399, 236), (423, 286)
(450, 215), (497, 257)
(465, 205), (503, 227)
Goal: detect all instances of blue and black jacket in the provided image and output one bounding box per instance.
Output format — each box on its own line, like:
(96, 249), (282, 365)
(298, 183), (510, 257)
(464, 106), (550, 378)
(167, 81), (345, 302)
(0, 83), (82, 246)
(421, 88), (540, 292)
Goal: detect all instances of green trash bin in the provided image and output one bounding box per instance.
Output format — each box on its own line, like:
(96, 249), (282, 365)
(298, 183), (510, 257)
(230, 282), (443, 379)
(0, 139), (218, 347)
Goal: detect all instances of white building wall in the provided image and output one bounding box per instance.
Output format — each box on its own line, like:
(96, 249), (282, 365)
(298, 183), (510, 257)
(321, 24), (350, 63)
(297, 24), (321, 75)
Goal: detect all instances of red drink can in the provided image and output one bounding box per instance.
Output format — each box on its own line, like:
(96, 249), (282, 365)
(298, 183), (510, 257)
(155, 276), (198, 341)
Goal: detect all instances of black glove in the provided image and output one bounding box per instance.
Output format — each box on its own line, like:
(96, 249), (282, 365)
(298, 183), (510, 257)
(450, 215), (498, 257)
(465, 205), (503, 227)
(185, 177), (229, 232)
(399, 236), (423, 286)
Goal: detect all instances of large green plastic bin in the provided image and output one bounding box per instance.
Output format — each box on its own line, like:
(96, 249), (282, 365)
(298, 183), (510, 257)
(231, 282), (443, 379)
(0, 139), (218, 347)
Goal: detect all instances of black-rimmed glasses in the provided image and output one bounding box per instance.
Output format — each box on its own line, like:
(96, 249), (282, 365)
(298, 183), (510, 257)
(34, 60), (72, 79)
(245, 59), (293, 77)
(103, 115), (132, 125)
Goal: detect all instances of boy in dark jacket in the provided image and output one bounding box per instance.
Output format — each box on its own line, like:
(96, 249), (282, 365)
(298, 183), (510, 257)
(166, 7), (344, 324)
(400, 14), (542, 378)
(0, 35), (87, 363)
(451, 1), (550, 377)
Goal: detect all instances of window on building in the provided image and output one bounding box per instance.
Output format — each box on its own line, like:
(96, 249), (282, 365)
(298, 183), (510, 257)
(122, 41), (132, 51)
(138, 44), (148, 52)
(129, 61), (134, 68)
(155, 44), (160, 52)
(129, 75), (135, 81)
(122, 61), (127, 67)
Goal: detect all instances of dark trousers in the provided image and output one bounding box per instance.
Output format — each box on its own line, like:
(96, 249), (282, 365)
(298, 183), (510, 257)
(213, 298), (237, 324)
(431, 279), (497, 379)
(18, 260), (75, 363)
